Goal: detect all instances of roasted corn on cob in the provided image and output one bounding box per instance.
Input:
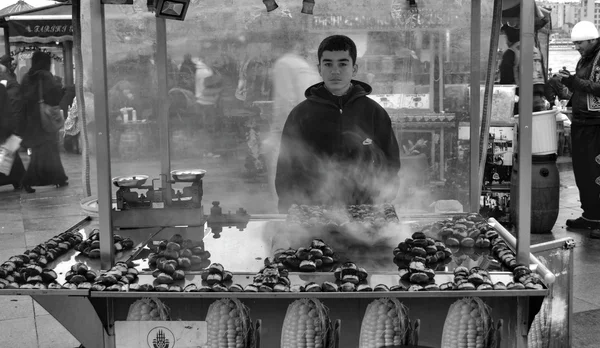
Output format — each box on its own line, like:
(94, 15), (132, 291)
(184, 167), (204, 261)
(527, 297), (550, 348)
(205, 298), (252, 348)
(126, 298), (170, 321)
(359, 298), (412, 348)
(441, 297), (493, 348)
(281, 298), (330, 348)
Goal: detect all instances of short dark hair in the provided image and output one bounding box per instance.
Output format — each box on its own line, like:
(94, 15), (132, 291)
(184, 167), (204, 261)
(317, 35), (357, 65)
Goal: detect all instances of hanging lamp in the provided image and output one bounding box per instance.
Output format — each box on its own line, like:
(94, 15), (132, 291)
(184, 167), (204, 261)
(263, 0), (278, 12)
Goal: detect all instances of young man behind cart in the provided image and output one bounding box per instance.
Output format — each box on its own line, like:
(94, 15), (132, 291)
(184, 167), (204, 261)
(275, 35), (401, 213)
(557, 21), (600, 237)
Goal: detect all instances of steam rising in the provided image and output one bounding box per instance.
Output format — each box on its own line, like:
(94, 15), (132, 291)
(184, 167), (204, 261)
(276, 128), (401, 210)
(267, 211), (415, 272)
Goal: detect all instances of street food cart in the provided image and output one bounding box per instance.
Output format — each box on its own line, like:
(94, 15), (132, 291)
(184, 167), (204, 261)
(0, 1), (574, 347)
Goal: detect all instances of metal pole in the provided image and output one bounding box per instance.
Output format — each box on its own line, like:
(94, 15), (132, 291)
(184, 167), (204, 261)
(517, 0), (535, 265)
(63, 40), (74, 85)
(3, 26), (9, 56)
(155, 17), (172, 204)
(90, 0), (114, 270)
(469, 0), (481, 212)
(477, 0), (502, 205)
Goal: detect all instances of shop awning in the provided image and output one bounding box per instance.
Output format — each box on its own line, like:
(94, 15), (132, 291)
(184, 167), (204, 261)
(1, 3), (72, 43)
(0, 0), (35, 17)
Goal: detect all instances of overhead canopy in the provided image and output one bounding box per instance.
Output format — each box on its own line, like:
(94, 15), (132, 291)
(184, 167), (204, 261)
(0, 3), (72, 43)
(0, 0), (34, 17)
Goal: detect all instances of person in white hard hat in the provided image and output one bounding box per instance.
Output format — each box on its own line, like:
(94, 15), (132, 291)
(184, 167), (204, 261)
(557, 21), (600, 235)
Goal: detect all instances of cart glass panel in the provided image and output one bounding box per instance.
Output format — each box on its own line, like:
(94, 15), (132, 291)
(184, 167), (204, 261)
(100, 0), (496, 216)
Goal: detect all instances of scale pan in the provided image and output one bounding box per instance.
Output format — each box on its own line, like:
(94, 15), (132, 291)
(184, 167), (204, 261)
(112, 175), (149, 188)
(171, 169), (207, 182)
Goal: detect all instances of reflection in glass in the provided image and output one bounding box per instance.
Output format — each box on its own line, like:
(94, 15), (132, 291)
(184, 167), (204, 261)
(98, 0), (495, 214)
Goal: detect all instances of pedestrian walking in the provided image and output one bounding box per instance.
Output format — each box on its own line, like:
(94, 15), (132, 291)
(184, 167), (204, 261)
(0, 65), (26, 190)
(19, 51), (68, 192)
(558, 21), (600, 237)
(266, 35), (321, 205)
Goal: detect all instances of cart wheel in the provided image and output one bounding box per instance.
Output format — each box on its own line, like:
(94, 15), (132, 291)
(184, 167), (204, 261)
(412, 319), (421, 345)
(253, 319), (261, 348)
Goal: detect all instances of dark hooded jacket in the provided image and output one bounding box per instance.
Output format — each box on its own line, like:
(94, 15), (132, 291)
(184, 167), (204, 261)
(0, 84), (13, 143)
(275, 80), (401, 212)
(19, 51), (64, 147)
(0, 76), (23, 138)
(562, 41), (600, 125)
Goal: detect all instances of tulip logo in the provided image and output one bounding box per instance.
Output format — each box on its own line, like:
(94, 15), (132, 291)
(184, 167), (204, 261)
(147, 327), (175, 348)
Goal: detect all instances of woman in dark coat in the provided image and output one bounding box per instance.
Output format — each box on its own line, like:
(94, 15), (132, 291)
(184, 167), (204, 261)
(19, 51), (68, 192)
(0, 79), (26, 190)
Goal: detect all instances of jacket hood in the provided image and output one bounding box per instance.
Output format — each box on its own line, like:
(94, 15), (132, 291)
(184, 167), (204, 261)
(305, 80), (372, 103)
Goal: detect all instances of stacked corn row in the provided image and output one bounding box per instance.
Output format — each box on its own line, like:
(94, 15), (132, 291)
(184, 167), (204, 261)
(527, 297), (550, 348)
(281, 298), (331, 348)
(441, 297), (494, 348)
(63, 261), (139, 291)
(0, 230), (83, 290)
(359, 298), (412, 348)
(243, 264), (290, 292)
(148, 234), (211, 286)
(271, 238), (337, 272)
(437, 266), (501, 291)
(126, 298), (170, 321)
(435, 216), (494, 249)
(393, 232), (453, 271)
(75, 229), (134, 258)
(204, 298), (252, 348)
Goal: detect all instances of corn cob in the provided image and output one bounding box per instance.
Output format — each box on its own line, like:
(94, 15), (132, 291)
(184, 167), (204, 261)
(440, 297), (493, 348)
(359, 298), (412, 348)
(527, 297), (550, 348)
(126, 298), (170, 321)
(281, 298), (330, 348)
(205, 298), (252, 348)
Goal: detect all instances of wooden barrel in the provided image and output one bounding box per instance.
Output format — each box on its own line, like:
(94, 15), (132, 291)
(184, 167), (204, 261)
(509, 154), (560, 234)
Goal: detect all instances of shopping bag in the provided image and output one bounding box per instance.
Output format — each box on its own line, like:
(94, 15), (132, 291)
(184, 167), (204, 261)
(0, 135), (22, 175)
(39, 81), (64, 133)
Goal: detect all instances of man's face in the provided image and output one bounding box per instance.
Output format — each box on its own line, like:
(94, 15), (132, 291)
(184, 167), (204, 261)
(318, 50), (357, 96)
(574, 39), (597, 56)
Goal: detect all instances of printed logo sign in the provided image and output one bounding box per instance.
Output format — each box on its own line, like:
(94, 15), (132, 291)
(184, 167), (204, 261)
(116, 321), (207, 348)
(147, 327), (175, 348)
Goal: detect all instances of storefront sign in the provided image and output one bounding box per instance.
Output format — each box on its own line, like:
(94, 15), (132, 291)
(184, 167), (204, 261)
(115, 321), (207, 348)
(10, 46), (63, 62)
(7, 20), (73, 44)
